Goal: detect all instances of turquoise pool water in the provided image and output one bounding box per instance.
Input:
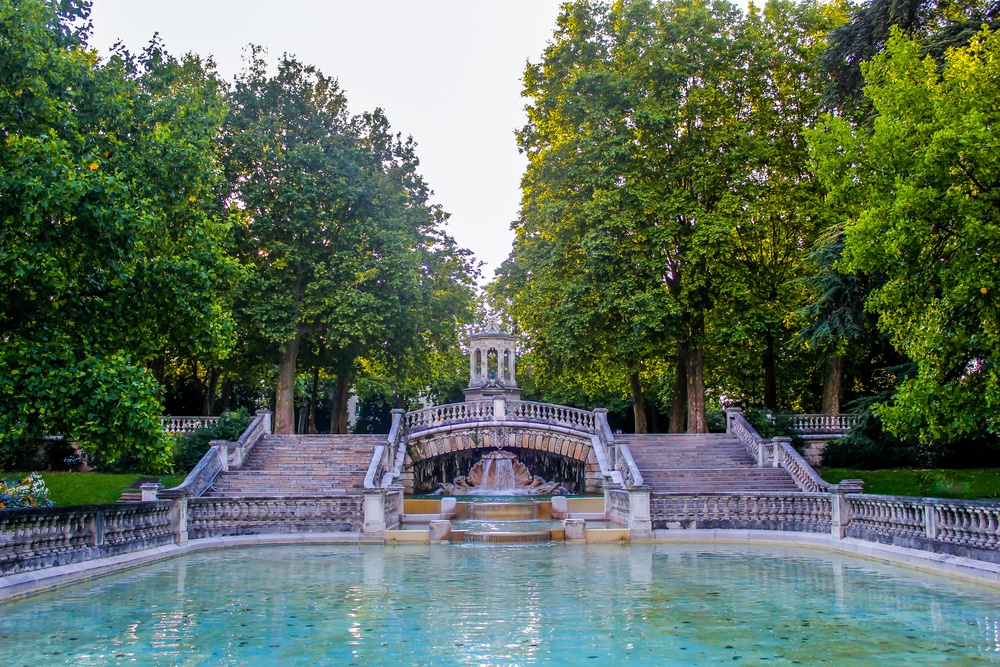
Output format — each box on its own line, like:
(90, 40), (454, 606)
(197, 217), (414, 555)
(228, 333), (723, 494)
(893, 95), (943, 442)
(2, 543), (999, 665)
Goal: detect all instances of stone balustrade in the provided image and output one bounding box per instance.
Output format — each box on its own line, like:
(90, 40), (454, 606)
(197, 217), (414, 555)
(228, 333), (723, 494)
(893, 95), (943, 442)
(187, 498), (364, 539)
(402, 399), (600, 435)
(648, 493), (833, 533)
(404, 401), (493, 432)
(786, 413), (860, 434)
(727, 408), (831, 492)
(505, 401), (597, 432)
(160, 416), (220, 434)
(0, 502), (174, 576)
(845, 494), (1000, 563)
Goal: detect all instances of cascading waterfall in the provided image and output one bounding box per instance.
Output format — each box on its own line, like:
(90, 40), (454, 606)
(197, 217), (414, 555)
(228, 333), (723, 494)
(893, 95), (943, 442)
(492, 458), (515, 492)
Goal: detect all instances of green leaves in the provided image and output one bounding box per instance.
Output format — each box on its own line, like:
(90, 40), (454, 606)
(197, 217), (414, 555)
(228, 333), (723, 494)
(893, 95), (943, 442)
(811, 27), (1000, 445)
(0, 1), (234, 469)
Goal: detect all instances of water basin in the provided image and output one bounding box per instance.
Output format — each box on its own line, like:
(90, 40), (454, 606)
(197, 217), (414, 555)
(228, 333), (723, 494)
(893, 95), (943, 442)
(2, 543), (1000, 665)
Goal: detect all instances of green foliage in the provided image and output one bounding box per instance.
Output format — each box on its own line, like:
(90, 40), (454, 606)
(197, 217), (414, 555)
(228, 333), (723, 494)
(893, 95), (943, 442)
(24, 471), (184, 506)
(822, 467), (1000, 500)
(174, 408), (251, 473)
(0, 1), (236, 470)
(811, 27), (1000, 447)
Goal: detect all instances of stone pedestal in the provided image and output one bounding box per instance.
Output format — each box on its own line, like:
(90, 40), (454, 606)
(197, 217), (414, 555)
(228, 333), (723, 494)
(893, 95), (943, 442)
(428, 520), (452, 542)
(551, 495), (568, 519)
(629, 489), (652, 538)
(363, 490), (387, 535)
(564, 519), (586, 541)
(140, 483), (163, 502)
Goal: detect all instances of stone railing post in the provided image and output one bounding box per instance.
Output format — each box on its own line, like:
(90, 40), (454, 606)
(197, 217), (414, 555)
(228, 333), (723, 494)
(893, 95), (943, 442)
(211, 439), (229, 472)
(772, 436), (792, 469)
(140, 483), (164, 502)
(170, 497), (189, 546)
(629, 489), (652, 538)
(256, 409), (272, 434)
(725, 406), (743, 433)
(925, 500), (939, 540)
(363, 489), (387, 535)
(492, 395), (506, 420)
(830, 479), (863, 539)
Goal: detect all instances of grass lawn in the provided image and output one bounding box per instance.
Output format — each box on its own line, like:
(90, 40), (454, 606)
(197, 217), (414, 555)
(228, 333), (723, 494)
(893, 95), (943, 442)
(6, 472), (185, 506)
(821, 468), (1000, 500)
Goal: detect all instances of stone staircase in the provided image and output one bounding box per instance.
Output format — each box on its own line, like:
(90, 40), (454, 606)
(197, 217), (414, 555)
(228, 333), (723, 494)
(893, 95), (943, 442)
(205, 434), (381, 498)
(619, 433), (802, 494)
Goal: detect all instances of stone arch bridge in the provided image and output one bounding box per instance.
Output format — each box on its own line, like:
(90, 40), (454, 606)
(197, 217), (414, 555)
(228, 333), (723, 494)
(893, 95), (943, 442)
(365, 395), (640, 495)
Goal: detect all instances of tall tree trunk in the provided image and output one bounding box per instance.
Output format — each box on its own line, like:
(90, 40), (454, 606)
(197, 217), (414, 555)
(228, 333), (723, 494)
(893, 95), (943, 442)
(297, 396), (309, 434)
(203, 365), (219, 416)
(275, 334), (300, 434)
(628, 366), (648, 434)
(821, 354), (844, 414)
(308, 366), (320, 433)
(330, 369), (352, 434)
(686, 339), (708, 433)
(220, 379), (232, 413)
(669, 342), (688, 433)
(762, 331), (778, 412)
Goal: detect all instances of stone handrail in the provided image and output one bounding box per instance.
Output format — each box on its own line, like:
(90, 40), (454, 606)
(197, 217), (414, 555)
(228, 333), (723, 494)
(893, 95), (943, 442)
(403, 401), (493, 433)
(648, 492), (833, 532)
(160, 410), (271, 499)
(403, 399), (600, 436)
(785, 413), (860, 434)
(727, 408), (767, 463)
(0, 502), (174, 576)
(772, 438), (831, 493)
(845, 494), (1000, 561)
(365, 409), (405, 489)
(727, 408), (831, 493)
(160, 416), (220, 434)
(213, 410), (271, 471)
(505, 401), (597, 432)
(595, 409), (644, 489)
(187, 497), (364, 539)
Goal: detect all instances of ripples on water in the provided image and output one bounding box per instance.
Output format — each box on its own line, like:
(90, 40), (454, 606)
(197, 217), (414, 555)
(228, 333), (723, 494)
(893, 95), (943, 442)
(2, 543), (999, 665)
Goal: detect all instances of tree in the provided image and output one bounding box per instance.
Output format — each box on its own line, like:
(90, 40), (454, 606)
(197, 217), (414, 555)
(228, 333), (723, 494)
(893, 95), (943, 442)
(810, 27), (1000, 445)
(224, 51), (477, 434)
(0, 0), (235, 470)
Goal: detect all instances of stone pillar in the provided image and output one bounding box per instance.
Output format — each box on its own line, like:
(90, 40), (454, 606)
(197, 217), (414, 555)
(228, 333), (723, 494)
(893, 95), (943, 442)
(925, 500), (939, 540)
(140, 482), (164, 502)
(628, 489), (652, 538)
(510, 347), (516, 385)
(441, 497), (457, 519)
(211, 440), (229, 472)
(256, 409), (272, 434)
(772, 437), (792, 469)
(170, 497), (189, 546)
(564, 519), (586, 541)
(493, 395), (506, 420)
(551, 495), (568, 519)
(724, 406), (743, 433)
(830, 479), (863, 539)
(363, 489), (387, 535)
(428, 520), (452, 542)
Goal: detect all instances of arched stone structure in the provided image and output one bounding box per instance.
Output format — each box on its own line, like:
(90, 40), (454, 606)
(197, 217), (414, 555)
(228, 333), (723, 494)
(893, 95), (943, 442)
(402, 425), (604, 494)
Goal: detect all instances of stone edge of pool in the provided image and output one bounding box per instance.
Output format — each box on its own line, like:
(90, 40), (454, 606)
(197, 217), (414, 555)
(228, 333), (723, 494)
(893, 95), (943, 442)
(3, 529), (1000, 603)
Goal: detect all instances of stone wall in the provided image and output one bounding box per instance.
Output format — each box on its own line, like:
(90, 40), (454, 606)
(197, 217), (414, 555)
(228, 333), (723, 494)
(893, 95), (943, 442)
(0, 502), (174, 576)
(187, 497), (364, 539)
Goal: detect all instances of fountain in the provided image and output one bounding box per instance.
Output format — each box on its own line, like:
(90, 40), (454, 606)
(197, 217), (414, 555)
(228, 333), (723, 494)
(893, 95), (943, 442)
(437, 449), (569, 496)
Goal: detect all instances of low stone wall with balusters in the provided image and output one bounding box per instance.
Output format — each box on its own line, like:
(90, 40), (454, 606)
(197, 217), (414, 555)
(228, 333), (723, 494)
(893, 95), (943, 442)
(0, 502), (174, 576)
(187, 498), (364, 539)
(160, 416), (220, 434)
(845, 494), (1000, 564)
(649, 493), (832, 533)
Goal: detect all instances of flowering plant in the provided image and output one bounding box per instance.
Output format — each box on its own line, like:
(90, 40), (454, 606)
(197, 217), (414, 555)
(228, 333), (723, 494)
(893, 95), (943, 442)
(0, 473), (54, 509)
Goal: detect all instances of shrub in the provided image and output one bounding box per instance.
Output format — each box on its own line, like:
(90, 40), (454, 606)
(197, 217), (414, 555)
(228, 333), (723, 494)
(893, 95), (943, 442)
(0, 472), (54, 508)
(174, 409), (252, 473)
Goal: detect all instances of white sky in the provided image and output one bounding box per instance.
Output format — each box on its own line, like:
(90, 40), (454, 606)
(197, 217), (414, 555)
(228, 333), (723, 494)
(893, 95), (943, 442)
(88, 0), (566, 281)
